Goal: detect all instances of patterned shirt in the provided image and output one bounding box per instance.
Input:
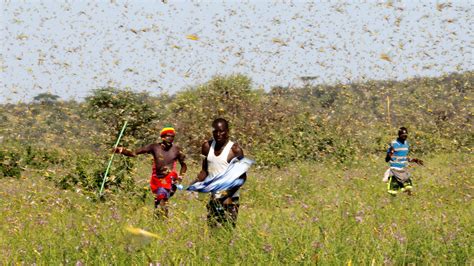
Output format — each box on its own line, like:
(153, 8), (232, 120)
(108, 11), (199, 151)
(387, 139), (409, 169)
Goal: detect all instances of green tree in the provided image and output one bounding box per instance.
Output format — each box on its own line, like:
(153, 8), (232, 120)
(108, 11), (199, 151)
(33, 93), (60, 104)
(170, 74), (264, 159)
(83, 87), (162, 193)
(84, 87), (160, 146)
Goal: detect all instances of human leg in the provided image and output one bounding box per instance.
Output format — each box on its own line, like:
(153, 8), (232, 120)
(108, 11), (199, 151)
(207, 198), (226, 228)
(153, 187), (171, 219)
(223, 197), (240, 228)
(401, 178), (413, 195)
(387, 176), (403, 195)
(206, 196), (240, 228)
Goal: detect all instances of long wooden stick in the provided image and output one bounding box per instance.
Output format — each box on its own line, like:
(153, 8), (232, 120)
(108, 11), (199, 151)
(99, 121), (128, 197)
(386, 95), (391, 126)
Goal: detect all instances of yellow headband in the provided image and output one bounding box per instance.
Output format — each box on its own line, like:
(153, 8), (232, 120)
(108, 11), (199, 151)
(160, 127), (175, 136)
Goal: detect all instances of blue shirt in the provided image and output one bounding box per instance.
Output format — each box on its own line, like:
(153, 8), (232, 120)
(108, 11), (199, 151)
(387, 139), (409, 169)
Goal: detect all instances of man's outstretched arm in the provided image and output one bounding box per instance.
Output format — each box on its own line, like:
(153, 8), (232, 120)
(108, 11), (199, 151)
(113, 144), (152, 157)
(409, 157), (424, 165)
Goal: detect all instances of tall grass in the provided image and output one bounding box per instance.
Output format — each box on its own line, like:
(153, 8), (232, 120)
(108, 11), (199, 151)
(1, 153), (472, 264)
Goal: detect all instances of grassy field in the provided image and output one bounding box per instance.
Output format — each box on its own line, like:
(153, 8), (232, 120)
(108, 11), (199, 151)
(1, 152), (472, 264)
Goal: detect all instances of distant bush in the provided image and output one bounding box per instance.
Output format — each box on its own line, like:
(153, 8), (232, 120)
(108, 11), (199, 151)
(1, 71), (472, 169)
(0, 143), (65, 178)
(24, 145), (65, 169)
(84, 87), (160, 146)
(0, 141), (137, 195)
(162, 72), (472, 165)
(56, 154), (136, 193)
(33, 92), (60, 104)
(252, 112), (357, 167)
(0, 148), (22, 178)
(168, 74), (264, 159)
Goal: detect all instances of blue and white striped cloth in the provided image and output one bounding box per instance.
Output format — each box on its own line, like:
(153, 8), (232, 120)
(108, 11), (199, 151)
(187, 157), (254, 193)
(387, 139), (410, 169)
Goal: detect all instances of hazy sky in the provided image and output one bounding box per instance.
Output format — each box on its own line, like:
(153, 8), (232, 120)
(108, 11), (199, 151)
(1, 0), (472, 103)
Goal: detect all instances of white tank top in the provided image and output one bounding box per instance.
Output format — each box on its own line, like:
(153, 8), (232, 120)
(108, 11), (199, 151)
(207, 140), (234, 177)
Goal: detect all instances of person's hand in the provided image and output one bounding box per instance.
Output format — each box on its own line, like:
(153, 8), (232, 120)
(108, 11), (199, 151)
(196, 170), (207, 182)
(176, 184), (184, 190)
(113, 147), (124, 154)
(411, 158), (424, 166)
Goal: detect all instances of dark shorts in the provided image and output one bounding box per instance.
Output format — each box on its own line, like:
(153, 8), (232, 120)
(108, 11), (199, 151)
(207, 196), (240, 228)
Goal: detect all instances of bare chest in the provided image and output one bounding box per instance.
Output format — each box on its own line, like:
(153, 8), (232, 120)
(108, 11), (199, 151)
(152, 145), (179, 166)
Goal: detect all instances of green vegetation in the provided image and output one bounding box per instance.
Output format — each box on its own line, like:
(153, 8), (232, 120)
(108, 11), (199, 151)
(85, 87), (161, 147)
(0, 153), (471, 264)
(0, 71), (472, 264)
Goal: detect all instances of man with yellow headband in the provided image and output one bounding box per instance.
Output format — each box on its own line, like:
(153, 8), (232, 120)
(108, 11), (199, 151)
(114, 125), (187, 218)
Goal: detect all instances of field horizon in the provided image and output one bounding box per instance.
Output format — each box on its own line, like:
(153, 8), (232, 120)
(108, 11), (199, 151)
(1, 72), (472, 264)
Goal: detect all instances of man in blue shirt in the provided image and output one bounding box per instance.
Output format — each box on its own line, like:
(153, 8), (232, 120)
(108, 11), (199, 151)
(385, 127), (423, 195)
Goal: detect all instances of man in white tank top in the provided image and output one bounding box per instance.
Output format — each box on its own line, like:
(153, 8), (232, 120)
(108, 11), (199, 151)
(196, 118), (246, 228)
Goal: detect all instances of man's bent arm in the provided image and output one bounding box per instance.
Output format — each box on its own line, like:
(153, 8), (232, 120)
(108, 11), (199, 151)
(177, 149), (187, 178)
(385, 146), (394, 162)
(232, 143), (244, 160)
(195, 141), (211, 182)
(196, 158), (208, 182)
